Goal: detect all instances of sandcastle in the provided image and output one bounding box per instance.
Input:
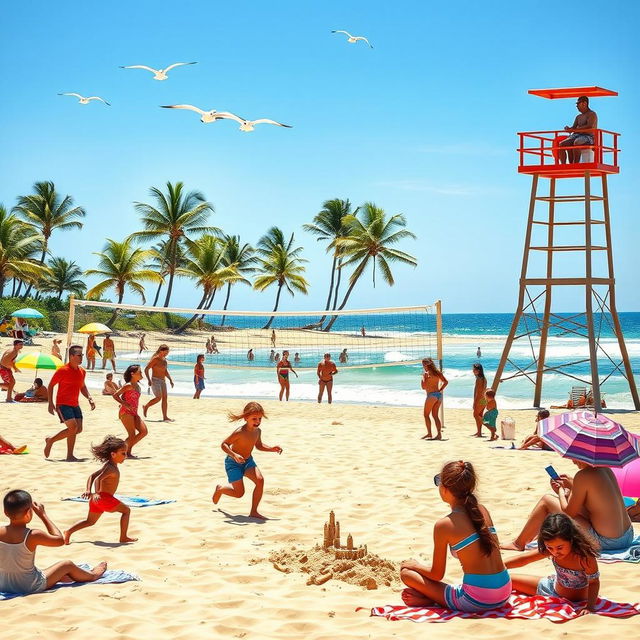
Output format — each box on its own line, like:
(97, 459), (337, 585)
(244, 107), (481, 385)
(323, 510), (368, 560)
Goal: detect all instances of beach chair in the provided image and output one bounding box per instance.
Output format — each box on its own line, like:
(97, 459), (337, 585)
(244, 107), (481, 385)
(569, 386), (587, 408)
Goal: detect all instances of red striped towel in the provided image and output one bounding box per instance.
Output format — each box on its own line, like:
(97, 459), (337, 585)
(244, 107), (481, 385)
(368, 590), (640, 623)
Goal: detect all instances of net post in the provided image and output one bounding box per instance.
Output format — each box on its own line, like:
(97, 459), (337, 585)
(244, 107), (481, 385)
(65, 295), (76, 364)
(435, 300), (444, 427)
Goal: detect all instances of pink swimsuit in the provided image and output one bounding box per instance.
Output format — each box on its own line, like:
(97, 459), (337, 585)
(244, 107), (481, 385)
(119, 387), (140, 417)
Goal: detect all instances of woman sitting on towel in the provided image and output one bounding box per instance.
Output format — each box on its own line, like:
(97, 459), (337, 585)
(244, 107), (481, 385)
(400, 460), (512, 612)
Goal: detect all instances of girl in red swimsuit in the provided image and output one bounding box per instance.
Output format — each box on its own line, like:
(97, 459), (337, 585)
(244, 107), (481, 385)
(276, 350), (298, 401)
(112, 365), (148, 458)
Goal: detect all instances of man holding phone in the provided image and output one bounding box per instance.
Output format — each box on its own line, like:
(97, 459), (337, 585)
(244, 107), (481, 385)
(501, 459), (633, 552)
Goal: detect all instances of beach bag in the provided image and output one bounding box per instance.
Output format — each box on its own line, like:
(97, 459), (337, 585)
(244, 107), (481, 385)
(500, 417), (516, 440)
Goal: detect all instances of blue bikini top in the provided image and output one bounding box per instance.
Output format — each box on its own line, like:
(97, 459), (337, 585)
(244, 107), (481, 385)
(449, 508), (497, 558)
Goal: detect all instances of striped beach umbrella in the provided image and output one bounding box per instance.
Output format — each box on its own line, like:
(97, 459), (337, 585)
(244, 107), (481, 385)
(538, 411), (640, 467)
(15, 351), (63, 371)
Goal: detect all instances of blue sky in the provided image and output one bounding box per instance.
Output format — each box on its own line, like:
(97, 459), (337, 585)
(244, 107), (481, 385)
(1, 0), (638, 313)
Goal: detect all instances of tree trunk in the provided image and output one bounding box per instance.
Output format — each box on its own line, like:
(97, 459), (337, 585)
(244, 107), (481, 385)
(317, 253), (338, 328)
(152, 279), (164, 306)
(323, 274), (360, 332)
(262, 283), (284, 330)
(11, 278), (17, 297)
(15, 280), (23, 297)
(332, 256), (343, 310)
(106, 291), (125, 327)
(0, 276), (5, 298)
(220, 282), (232, 326)
(22, 242), (48, 299)
(174, 289), (209, 333)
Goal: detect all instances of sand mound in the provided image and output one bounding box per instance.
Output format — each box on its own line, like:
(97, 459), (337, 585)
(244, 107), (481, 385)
(267, 544), (399, 590)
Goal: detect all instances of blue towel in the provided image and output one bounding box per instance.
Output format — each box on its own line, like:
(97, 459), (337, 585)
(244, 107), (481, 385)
(63, 495), (175, 508)
(0, 565), (139, 600)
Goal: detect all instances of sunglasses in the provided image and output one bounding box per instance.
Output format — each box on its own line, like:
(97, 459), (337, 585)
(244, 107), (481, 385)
(433, 474), (441, 486)
(71, 352), (84, 357)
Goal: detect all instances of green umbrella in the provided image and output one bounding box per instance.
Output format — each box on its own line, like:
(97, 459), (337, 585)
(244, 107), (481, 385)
(15, 351), (63, 372)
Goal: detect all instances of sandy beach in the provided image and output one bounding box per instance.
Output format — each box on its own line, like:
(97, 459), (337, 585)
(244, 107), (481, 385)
(1, 372), (639, 639)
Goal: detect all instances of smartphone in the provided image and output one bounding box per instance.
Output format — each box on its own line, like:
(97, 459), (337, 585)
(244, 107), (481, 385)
(545, 465), (560, 480)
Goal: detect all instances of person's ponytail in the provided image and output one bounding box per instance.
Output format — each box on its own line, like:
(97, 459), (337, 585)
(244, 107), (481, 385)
(462, 493), (496, 556)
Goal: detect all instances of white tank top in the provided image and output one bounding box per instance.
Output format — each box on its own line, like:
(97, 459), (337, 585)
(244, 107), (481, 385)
(0, 530), (46, 594)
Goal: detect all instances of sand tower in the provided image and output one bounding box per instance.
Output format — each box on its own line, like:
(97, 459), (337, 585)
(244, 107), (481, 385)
(493, 87), (639, 411)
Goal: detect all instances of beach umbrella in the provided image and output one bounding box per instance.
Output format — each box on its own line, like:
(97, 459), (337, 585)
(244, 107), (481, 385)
(610, 438), (640, 496)
(78, 322), (112, 334)
(538, 411), (640, 468)
(10, 308), (44, 319)
(15, 351), (63, 372)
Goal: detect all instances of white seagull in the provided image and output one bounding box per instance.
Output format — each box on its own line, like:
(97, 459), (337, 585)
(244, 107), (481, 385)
(58, 93), (111, 106)
(331, 30), (373, 48)
(160, 104), (240, 123)
(120, 62), (197, 81)
(214, 112), (293, 132)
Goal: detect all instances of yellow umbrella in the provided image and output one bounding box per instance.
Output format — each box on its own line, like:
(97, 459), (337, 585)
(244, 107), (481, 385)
(78, 322), (112, 334)
(15, 351), (63, 371)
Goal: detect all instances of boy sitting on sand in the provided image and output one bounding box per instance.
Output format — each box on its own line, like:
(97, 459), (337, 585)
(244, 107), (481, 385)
(482, 389), (499, 441)
(212, 402), (282, 519)
(0, 490), (107, 594)
(64, 436), (137, 544)
(102, 373), (120, 396)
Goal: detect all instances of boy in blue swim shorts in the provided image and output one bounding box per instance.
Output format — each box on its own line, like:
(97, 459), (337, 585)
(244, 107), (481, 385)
(212, 401), (282, 519)
(482, 389), (499, 441)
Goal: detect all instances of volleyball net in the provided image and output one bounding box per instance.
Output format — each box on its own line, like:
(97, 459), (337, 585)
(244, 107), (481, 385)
(66, 298), (442, 372)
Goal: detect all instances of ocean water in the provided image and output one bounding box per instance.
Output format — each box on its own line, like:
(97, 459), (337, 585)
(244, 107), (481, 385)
(91, 313), (640, 410)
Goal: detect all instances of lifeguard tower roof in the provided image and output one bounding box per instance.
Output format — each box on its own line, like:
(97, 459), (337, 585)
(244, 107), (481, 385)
(528, 86), (618, 100)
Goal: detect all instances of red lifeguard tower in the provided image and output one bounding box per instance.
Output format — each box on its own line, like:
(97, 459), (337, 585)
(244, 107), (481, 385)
(493, 87), (639, 410)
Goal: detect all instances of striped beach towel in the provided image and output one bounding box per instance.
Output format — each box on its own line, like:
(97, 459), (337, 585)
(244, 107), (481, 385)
(368, 591), (640, 623)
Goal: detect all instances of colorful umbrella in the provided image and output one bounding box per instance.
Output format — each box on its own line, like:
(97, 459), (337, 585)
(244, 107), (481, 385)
(610, 439), (640, 496)
(10, 308), (44, 319)
(15, 351), (63, 371)
(538, 411), (640, 467)
(78, 322), (112, 334)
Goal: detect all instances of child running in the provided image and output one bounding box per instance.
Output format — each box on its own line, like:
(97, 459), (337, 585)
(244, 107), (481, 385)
(482, 389), (499, 441)
(400, 460), (511, 612)
(505, 513), (600, 611)
(1, 490), (107, 594)
(112, 365), (148, 458)
(64, 436), (137, 544)
(212, 402), (282, 519)
(193, 354), (205, 399)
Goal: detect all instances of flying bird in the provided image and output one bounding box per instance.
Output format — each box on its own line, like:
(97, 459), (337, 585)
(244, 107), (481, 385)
(58, 93), (111, 106)
(214, 112), (293, 132)
(331, 30), (373, 48)
(120, 62), (197, 81)
(160, 104), (239, 123)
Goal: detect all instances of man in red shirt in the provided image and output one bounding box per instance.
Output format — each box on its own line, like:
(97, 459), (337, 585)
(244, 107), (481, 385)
(45, 344), (95, 461)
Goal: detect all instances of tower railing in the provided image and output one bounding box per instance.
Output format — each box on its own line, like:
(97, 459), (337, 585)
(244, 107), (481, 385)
(517, 128), (620, 177)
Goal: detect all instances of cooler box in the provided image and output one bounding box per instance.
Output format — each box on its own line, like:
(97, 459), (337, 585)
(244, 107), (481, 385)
(501, 417), (516, 440)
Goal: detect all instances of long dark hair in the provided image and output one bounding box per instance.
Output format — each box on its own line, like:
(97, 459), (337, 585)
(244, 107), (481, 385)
(440, 460), (497, 556)
(472, 363), (485, 380)
(123, 364), (140, 383)
(538, 513), (600, 558)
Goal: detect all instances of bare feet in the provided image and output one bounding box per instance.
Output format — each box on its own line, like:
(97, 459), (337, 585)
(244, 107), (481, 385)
(421, 434), (432, 440)
(120, 536), (138, 543)
(212, 485), (222, 504)
(432, 434), (443, 441)
(162, 417), (175, 422)
(489, 435), (499, 441)
(44, 437), (53, 458)
(142, 404), (148, 417)
(65, 455), (81, 462)
(500, 540), (525, 551)
(91, 561), (108, 578)
(63, 530), (71, 545)
(249, 511), (266, 519)
(401, 588), (434, 607)
(469, 433), (482, 437)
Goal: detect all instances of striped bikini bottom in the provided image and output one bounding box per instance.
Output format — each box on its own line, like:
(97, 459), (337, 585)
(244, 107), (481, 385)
(444, 570), (512, 612)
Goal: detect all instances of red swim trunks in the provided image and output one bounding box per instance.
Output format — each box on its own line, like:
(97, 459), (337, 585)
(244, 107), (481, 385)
(89, 492), (122, 513)
(0, 366), (15, 385)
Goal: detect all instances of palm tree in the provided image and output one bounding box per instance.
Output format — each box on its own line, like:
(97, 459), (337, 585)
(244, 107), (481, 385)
(85, 238), (163, 326)
(253, 228), (309, 330)
(13, 181), (86, 297)
(40, 257), (86, 300)
(0, 205), (47, 297)
(174, 235), (240, 333)
(303, 198), (356, 325)
(131, 182), (217, 309)
(219, 235), (255, 326)
(147, 239), (187, 307)
(324, 202), (417, 331)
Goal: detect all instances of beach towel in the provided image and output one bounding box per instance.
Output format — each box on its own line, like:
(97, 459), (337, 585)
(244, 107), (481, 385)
(0, 565), (139, 600)
(368, 591), (640, 623)
(63, 495), (175, 508)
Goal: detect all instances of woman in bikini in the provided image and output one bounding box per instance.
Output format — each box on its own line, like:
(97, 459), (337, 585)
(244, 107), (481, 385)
(421, 358), (448, 440)
(400, 460), (511, 612)
(112, 365), (148, 458)
(276, 350), (298, 401)
(472, 363), (487, 437)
